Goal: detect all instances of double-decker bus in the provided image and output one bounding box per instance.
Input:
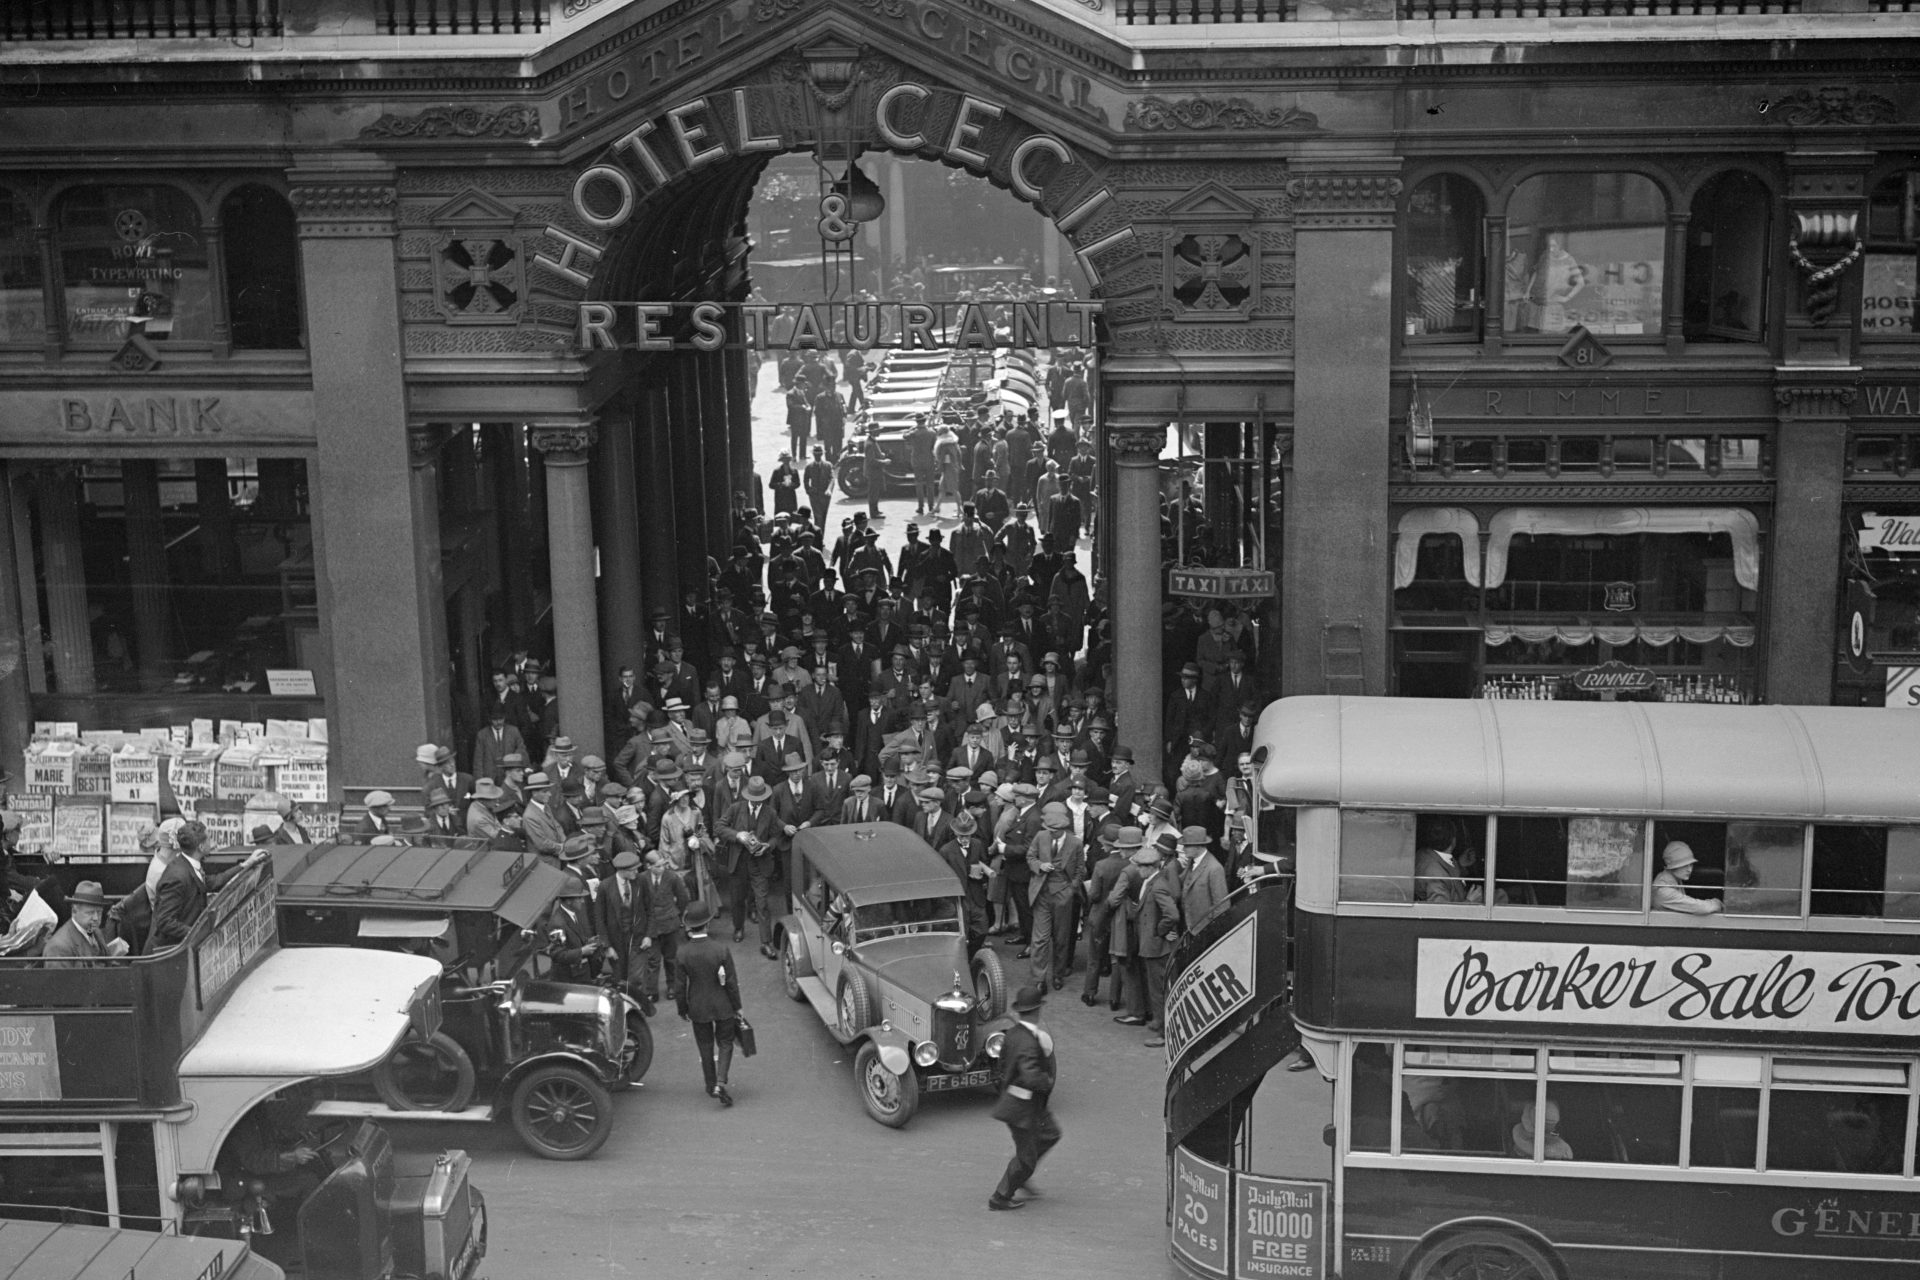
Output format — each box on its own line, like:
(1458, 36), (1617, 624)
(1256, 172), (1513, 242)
(1253, 695), (1920, 1280)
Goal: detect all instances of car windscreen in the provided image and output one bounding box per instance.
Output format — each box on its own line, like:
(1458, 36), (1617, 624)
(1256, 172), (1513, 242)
(852, 897), (964, 940)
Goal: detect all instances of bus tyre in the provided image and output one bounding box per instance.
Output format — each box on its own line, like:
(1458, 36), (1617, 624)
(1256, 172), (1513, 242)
(1411, 1230), (1558, 1280)
(836, 456), (870, 498)
(372, 1031), (476, 1113)
(837, 971), (875, 1039)
(510, 1064), (614, 1161)
(855, 1041), (920, 1128)
(972, 947), (1008, 1018)
(614, 996), (653, 1090)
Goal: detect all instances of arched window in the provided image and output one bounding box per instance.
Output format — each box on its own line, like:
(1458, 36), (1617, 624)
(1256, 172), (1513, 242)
(0, 189), (42, 345)
(54, 184), (211, 345)
(1503, 173), (1666, 337)
(1684, 171), (1771, 343)
(1864, 171), (1918, 338)
(1404, 175), (1484, 339)
(220, 184), (303, 349)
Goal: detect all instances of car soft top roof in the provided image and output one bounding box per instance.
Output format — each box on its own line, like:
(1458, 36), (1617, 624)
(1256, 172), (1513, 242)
(268, 843), (568, 926)
(1255, 695), (1920, 823)
(794, 824), (960, 906)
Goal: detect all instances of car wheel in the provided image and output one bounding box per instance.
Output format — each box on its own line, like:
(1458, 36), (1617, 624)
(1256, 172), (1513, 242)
(836, 456), (870, 499)
(1409, 1229), (1559, 1280)
(854, 1041), (920, 1129)
(509, 1064), (614, 1161)
(837, 970), (875, 1038)
(780, 934), (807, 1003)
(972, 947), (1009, 1019)
(613, 995), (653, 1090)
(372, 1031), (476, 1113)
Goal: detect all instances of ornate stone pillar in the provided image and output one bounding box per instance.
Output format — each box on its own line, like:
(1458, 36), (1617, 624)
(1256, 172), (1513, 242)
(1768, 377), (1856, 706)
(290, 159), (428, 799)
(121, 460), (172, 683)
(591, 405), (645, 677)
(1111, 426), (1165, 783)
(408, 422), (454, 750)
(636, 381), (679, 616)
(532, 420), (605, 759)
(0, 471), (32, 780)
(1284, 160), (1402, 697)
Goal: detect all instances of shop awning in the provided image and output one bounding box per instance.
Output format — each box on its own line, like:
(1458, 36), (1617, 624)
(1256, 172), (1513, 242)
(1484, 620), (1757, 648)
(1394, 507), (1482, 589)
(1484, 507), (1761, 591)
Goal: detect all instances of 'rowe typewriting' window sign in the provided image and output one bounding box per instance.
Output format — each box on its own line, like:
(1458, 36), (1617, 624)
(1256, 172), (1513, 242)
(1416, 939), (1920, 1035)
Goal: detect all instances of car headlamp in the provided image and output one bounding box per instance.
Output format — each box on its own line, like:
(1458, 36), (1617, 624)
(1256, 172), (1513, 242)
(985, 1031), (1006, 1059)
(913, 1041), (940, 1068)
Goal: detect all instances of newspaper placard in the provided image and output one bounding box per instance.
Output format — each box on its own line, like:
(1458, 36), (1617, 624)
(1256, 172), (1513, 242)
(191, 719), (216, 748)
(12, 794), (52, 853)
(307, 719), (329, 744)
(107, 802), (158, 858)
(296, 803), (341, 842)
(51, 798), (104, 858)
(265, 718), (309, 741)
(110, 751), (161, 805)
(170, 752), (218, 806)
(195, 798), (247, 849)
(215, 752), (270, 803)
(25, 747), (74, 794)
(71, 751), (112, 798)
(276, 759), (330, 804)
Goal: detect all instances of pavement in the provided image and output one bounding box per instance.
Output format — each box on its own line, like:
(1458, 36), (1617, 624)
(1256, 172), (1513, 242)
(394, 931), (1331, 1277)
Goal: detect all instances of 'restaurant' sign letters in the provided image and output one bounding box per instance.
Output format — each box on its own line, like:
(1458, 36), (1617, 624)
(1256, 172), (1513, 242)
(1417, 939), (1920, 1036)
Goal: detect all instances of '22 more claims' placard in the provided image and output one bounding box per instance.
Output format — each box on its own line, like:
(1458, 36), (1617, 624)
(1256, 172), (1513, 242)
(1416, 939), (1920, 1035)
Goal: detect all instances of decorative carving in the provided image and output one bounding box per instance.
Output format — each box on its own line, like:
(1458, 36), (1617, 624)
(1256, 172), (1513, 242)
(407, 423), (452, 465)
(1168, 233), (1257, 320)
(1119, 163), (1291, 187)
(1286, 174), (1403, 229)
(530, 423), (599, 462)
(404, 326), (568, 355)
(1775, 383), (1858, 418)
(752, 0), (804, 18)
(107, 334), (163, 374)
(289, 182), (397, 238)
(1789, 210), (1863, 327)
(398, 170), (563, 196)
(1109, 427), (1166, 462)
(439, 237), (524, 323)
(361, 105), (543, 141)
(1125, 97), (1318, 133)
(1768, 87), (1898, 127)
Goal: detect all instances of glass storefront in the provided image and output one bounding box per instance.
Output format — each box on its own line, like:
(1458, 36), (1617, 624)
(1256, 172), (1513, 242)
(1836, 504), (1920, 708)
(1393, 503), (1762, 703)
(55, 184), (213, 347)
(1504, 172), (1666, 338)
(0, 189), (43, 346)
(12, 456), (317, 709)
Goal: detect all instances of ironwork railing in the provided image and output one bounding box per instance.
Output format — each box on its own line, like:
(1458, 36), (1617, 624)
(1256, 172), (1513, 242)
(379, 0), (547, 32)
(1, 0), (283, 38)
(1116, 0), (1290, 22)
(1404, 0), (1799, 14)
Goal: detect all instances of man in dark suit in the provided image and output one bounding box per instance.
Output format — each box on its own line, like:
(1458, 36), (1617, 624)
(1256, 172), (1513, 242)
(635, 850), (690, 1003)
(811, 746), (851, 824)
(674, 900), (742, 1106)
(951, 719), (996, 778)
(1134, 842), (1183, 1049)
(839, 774), (879, 825)
(353, 790), (396, 840)
(1106, 746), (1142, 823)
(987, 983), (1060, 1211)
(717, 777), (783, 951)
(850, 689), (899, 782)
(796, 666), (849, 743)
(148, 823), (268, 952)
(593, 850), (651, 1011)
(473, 705), (529, 783)
(1162, 663), (1214, 786)
(910, 786), (952, 852)
(874, 761), (916, 827)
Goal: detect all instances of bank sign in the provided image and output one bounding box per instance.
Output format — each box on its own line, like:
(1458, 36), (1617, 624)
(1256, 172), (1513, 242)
(1416, 939), (1920, 1036)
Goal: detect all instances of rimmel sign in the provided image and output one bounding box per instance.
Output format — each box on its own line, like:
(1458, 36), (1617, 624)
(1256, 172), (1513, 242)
(1416, 939), (1920, 1036)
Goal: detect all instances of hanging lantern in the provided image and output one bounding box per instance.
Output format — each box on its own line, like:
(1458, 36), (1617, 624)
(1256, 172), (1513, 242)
(833, 162), (886, 224)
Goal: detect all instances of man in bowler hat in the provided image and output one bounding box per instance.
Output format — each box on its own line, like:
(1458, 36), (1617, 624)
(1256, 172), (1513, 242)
(676, 901), (742, 1106)
(988, 983), (1061, 1211)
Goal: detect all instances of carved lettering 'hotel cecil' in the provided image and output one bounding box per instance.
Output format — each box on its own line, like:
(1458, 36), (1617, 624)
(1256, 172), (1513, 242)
(0, 0), (1915, 804)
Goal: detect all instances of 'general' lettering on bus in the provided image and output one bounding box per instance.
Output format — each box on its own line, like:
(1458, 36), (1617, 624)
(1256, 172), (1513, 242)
(1416, 939), (1920, 1035)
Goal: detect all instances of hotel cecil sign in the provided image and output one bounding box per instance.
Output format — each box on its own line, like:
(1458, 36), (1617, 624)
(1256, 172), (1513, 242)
(1416, 939), (1920, 1036)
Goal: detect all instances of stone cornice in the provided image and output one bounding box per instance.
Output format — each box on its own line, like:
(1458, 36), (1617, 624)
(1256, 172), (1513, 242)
(1286, 170), (1403, 230)
(289, 178), (398, 238)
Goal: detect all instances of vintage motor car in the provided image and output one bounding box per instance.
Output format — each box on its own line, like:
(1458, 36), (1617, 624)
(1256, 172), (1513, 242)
(261, 839), (645, 1160)
(774, 823), (1016, 1127)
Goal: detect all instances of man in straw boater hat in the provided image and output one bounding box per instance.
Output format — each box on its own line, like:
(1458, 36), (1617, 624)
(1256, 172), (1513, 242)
(675, 900), (743, 1107)
(986, 982), (1062, 1211)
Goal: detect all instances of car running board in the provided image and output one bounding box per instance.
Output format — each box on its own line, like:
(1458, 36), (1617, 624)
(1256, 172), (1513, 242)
(310, 1100), (495, 1123)
(794, 974), (856, 1044)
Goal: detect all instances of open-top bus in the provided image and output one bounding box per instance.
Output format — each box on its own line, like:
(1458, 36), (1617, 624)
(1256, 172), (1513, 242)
(1249, 695), (1920, 1280)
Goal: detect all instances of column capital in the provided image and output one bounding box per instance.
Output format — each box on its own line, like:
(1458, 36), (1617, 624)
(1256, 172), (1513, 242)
(530, 421), (599, 463)
(1774, 376), (1859, 420)
(288, 160), (398, 238)
(1109, 426), (1166, 463)
(1287, 159), (1404, 231)
(407, 422), (452, 466)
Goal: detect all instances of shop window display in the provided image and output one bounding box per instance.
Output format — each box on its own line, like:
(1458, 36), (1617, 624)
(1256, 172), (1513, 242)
(0, 188), (43, 345)
(1504, 173), (1666, 337)
(55, 184), (212, 346)
(1863, 170), (1918, 338)
(1404, 175), (1484, 339)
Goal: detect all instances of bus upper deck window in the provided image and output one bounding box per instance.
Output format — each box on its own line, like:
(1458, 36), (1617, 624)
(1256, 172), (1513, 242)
(1723, 822), (1803, 917)
(1767, 1089), (1910, 1176)
(1812, 826), (1920, 919)
(1564, 817), (1646, 910)
(1340, 810), (1416, 903)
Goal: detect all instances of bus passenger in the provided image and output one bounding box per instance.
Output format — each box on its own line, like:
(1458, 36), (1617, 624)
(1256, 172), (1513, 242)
(1414, 819), (1480, 905)
(1401, 1075), (1466, 1149)
(1653, 842), (1722, 915)
(1510, 1101), (1573, 1160)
